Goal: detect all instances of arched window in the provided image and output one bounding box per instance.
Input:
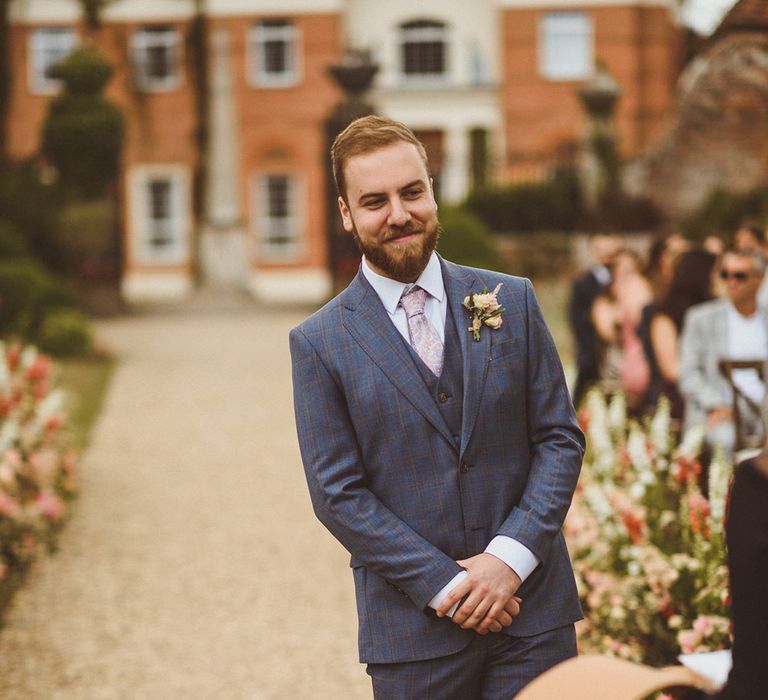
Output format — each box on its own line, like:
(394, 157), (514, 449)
(399, 20), (447, 79)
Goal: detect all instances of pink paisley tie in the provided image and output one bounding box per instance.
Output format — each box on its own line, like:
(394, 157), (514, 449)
(399, 286), (444, 377)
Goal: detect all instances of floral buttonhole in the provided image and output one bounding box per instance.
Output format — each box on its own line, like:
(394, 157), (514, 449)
(463, 283), (504, 341)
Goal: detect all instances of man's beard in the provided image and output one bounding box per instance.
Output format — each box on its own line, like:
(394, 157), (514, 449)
(352, 220), (439, 282)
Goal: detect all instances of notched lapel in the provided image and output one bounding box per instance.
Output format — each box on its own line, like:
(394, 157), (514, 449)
(342, 274), (456, 449)
(442, 261), (492, 458)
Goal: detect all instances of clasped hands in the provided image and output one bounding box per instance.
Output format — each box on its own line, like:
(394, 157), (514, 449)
(435, 553), (522, 635)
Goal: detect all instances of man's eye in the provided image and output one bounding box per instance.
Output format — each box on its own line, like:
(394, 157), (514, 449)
(364, 199), (385, 209)
(403, 189), (423, 199)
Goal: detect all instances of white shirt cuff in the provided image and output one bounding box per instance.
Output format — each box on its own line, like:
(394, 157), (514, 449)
(485, 536), (540, 583)
(427, 571), (467, 617)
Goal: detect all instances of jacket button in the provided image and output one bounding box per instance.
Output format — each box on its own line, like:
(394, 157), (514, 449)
(460, 463), (470, 474)
(438, 392), (449, 403)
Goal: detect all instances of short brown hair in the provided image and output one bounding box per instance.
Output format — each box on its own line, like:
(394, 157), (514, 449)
(331, 115), (430, 201)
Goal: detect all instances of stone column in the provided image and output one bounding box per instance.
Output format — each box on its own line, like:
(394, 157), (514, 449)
(200, 25), (248, 288)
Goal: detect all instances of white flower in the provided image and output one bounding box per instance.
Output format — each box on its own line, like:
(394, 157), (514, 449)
(650, 397), (671, 455)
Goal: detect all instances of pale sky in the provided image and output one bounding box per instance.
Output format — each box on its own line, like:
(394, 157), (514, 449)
(681, 0), (740, 35)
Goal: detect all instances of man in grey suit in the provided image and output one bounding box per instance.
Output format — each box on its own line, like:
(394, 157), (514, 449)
(290, 116), (585, 699)
(679, 248), (768, 454)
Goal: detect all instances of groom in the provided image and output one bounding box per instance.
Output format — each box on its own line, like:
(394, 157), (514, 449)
(290, 116), (584, 699)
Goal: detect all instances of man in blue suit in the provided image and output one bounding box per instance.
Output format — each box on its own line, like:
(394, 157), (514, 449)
(290, 116), (585, 699)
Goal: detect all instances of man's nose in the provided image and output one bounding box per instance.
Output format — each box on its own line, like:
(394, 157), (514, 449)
(387, 198), (411, 227)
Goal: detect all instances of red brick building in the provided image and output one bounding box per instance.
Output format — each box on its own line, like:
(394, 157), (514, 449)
(4, 0), (684, 302)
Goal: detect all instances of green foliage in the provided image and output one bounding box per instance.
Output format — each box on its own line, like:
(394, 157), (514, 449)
(42, 47), (124, 200)
(681, 186), (768, 242)
(0, 259), (76, 340)
(502, 231), (573, 280)
(0, 221), (30, 259)
(49, 46), (113, 95)
(437, 206), (503, 271)
(465, 170), (582, 233)
(37, 308), (92, 357)
(0, 160), (63, 271)
(584, 191), (664, 233)
(56, 199), (116, 276)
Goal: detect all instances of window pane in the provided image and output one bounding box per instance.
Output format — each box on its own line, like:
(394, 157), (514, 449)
(540, 12), (593, 80)
(252, 20), (297, 83)
(30, 28), (77, 91)
(259, 175), (298, 254)
(400, 20), (446, 78)
(263, 40), (287, 74)
(134, 26), (179, 89)
(148, 180), (173, 248)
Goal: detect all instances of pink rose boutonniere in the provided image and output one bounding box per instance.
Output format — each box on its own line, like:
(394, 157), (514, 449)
(463, 283), (504, 341)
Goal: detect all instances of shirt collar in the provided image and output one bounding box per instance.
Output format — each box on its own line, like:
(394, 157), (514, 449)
(361, 252), (444, 315)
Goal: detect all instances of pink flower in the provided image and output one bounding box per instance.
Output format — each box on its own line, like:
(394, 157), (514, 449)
(45, 414), (64, 432)
(35, 491), (64, 521)
(693, 615), (713, 636)
(678, 629), (700, 654)
(26, 355), (51, 383)
(0, 492), (20, 517)
(6, 344), (21, 371)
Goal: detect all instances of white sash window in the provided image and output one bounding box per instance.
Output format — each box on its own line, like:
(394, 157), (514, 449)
(254, 174), (302, 260)
(132, 26), (182, 91)
(249, 20), (300, 87)
(29, 27), (78, 94)
(539, 12), (594, 81)
(399, 20), (448, 80)
(129, 166), (190, 265)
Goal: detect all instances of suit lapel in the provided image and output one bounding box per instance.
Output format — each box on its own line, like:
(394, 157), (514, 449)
(342, 271), (455, 448)
(441, 259), (491, 459)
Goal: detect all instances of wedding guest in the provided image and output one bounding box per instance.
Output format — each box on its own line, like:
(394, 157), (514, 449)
(569, 232), (621, 407)
(592, 248), (653, 409)
(684, 394), (768, 700)
(679, 249), (768, 455)
(733, 222), (768, 306)
(644, 229), (689, 299)
(644, 250), (718, 421)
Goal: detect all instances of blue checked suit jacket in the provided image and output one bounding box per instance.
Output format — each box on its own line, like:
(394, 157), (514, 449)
(290, 257), (585, 664)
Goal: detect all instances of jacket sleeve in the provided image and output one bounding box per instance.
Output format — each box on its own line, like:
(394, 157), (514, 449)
(290, 326), (464, 611)
(495, 279), (586, 565)
(679, 308), (725, 414)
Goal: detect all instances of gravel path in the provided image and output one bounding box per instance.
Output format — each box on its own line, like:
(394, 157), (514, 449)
(0, 294), (370, 699)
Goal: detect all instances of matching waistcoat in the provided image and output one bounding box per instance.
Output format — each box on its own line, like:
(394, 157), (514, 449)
(404, 300), (464, 448)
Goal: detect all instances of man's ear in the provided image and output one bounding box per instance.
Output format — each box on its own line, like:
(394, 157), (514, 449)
(429, 177), (438, 209)
(338, 196), (354, 232)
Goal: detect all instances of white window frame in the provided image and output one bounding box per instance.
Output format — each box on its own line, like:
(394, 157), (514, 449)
(28, 27), (78, 94)
(251, 173), (304, 261)
(248, 20), (301, 88)
(131, 25), (183, 92)
(399, 20), (449, 83)
(129, 165), (191, 265)
(539, 11), (594, 81)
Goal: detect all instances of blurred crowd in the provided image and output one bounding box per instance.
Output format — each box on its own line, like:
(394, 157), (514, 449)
(570, 222), (768, 456)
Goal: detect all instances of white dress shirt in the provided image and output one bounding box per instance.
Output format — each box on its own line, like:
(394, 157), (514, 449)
(726, 303), (767, 405)
(361, 254), (540, 615)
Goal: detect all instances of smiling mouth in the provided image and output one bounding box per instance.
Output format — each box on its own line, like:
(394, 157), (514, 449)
(385, 230), (422, 244)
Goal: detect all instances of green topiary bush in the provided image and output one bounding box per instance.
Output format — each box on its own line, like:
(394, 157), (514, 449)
(37, 308), (92, 357)
(465, 170), (582, 233)
(0, 260), (77, 340)
(42, 47), (124, 201)
(681, 186), (768, 241)
(437, 206), (504, 271)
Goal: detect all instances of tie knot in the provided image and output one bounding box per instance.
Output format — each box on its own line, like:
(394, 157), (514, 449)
(400, 286), (427, 318)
